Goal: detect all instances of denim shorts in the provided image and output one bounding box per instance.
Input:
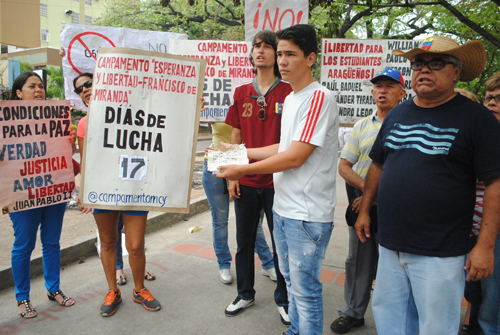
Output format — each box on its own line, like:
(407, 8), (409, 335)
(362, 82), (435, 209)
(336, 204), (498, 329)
(93, 209), (148, 216)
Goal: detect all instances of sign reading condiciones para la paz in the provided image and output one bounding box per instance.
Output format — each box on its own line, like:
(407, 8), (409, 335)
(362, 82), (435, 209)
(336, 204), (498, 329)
(320, 39), (420, 125)
(0, 100), (75, 214)
(81, 48), (206, 213)
(60, 24), (187, 112)
(169, 40), (254, 122)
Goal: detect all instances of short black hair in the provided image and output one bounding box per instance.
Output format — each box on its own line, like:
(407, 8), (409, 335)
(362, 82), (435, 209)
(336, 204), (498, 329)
(10, 72), (43, 100)
(73, 72), (93, 89)
(249, 30), (280, 78)
(276, 24), (318, 59)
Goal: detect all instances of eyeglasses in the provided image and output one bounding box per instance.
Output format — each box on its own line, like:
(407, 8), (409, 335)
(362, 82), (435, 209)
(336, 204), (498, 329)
(257, 96), (267, 120)
(484, 95), (500, 103)
(410, 60), (455, 71)
(74, 79), (92, 94)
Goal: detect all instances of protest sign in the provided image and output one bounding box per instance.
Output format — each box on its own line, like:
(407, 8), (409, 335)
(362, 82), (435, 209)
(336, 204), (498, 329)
(320, 39), (419, 125)
(245, 0), (308, 42)
(0, 100), (75, 214)
(80, 47), (206, 213)
(207, 144), (248, 172)
(60, 24), (187, 111)
(169, 40), (253, 122)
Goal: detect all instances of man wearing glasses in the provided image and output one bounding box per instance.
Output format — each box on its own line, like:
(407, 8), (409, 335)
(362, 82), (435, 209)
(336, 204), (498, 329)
(223, 30), (292, 323)
(355, 36), (500, 334)
(478, 72), (500, 334)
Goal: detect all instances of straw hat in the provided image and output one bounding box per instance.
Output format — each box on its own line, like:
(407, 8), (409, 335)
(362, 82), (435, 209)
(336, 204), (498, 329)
(392, 36), (486, 82)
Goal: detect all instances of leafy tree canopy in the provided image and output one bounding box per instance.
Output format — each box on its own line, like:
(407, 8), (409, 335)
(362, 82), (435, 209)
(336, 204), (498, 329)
(96, 0), (500, 95)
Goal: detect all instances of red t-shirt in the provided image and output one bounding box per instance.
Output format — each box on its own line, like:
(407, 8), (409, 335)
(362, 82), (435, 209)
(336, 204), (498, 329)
(225, 80), (292, 188)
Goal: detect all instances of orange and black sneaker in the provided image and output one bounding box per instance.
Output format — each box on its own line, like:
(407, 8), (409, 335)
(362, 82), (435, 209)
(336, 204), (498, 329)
(100, 289), (122, 317)
(132, 287), (161, 311)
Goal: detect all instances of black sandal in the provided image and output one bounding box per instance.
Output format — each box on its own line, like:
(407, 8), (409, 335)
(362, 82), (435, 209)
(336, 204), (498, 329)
(17, 299), (37, 318)
(47, 290), (75, 307)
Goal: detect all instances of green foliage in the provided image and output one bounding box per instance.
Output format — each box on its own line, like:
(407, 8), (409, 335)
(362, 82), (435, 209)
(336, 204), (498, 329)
(95, 0), (244, 40)
(96, 0), (500, 93)
(20, 62), (33, 73)
(46, 66), (65, 100)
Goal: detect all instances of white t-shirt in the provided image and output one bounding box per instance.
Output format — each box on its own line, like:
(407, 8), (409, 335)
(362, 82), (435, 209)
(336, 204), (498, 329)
(273, 81), (339, 222)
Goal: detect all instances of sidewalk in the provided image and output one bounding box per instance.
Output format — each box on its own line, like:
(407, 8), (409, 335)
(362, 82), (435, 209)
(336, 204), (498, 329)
(0, 169), (466, 334)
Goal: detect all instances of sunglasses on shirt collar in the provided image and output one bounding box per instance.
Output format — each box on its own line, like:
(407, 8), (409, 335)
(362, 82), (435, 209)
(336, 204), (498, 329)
(74, 79), (92, 94)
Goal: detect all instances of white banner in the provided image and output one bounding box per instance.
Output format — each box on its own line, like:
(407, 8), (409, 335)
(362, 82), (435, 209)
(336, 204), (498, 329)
(80, 48), (206, 213)
(169, 40), (253, 122)
(245, 0), (308, 42)
(320, 39), (419, 125)
(60, 24), (187, 111)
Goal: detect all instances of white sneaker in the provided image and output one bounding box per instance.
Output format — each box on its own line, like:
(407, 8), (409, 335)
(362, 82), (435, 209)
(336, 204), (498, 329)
(262, 267), (277, 282)
(277, 306), (291, 325)
(219, 269), (233, 284)
(225, 296), (254, 316)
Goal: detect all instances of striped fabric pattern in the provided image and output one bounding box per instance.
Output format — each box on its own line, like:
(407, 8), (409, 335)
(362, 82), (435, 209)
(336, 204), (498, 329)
(300, 90), (325, 143)
(385, 123), (459, 155)
(472, 181), (485, 237)
(341, 113), (382, 180)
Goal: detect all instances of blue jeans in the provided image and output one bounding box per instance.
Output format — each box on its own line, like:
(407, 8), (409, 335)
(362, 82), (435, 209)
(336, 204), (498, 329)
(202, 161), (274, 270)
(202, 161), (232, 269)
(116, 213), (124, 270)
(10, 202), (67, 300)
(478, 233), (500, 335)
(372, 246), (466, 335)
(233, 186), (287, 307)
(273, 211), (334, 335)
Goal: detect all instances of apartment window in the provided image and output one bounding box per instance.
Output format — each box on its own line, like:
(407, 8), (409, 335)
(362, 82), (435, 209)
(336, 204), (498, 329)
(85, 0), (92, 6)
(85, 15), (92, 25)
(71, 12), (79, 24)
(41, 29), (50, 42)
(40, 4), (47, 17)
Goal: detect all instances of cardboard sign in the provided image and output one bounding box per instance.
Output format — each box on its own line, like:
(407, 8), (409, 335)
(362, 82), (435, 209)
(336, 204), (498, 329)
(320, 39), (419, 125)
(169, 40), (254, 122)
(245, 0), (308, 41)
(60, 24), (187, 111)
(0, 100), (75, 214)
(80, 47), (206, 213)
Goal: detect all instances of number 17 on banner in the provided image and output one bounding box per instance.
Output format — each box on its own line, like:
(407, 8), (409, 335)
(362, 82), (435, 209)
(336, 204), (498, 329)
(119, 155), (148, 181)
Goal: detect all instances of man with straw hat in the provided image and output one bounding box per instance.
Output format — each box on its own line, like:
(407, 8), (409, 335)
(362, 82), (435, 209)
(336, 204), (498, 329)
(355, 35), (500, 334)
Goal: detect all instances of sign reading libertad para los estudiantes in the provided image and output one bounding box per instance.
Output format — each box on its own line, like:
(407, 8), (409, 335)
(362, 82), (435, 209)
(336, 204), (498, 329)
(60, 24), (187, 112)
(81, 48), (206, 213)
(0, 100), (75, 214)
(320, 39), (420, 125)
(169, 40), (254, 122)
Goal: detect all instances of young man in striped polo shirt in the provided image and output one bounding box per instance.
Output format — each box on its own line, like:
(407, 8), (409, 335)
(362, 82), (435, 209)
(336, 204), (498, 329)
(330, 68), (406, 334)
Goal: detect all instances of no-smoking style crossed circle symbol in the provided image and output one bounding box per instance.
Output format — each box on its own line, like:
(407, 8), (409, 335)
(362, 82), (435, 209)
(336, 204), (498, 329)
(67, 32), (116, 74)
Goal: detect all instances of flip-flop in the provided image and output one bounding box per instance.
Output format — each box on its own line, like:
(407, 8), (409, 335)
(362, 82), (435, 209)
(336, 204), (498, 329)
(116, 275), (127, 285)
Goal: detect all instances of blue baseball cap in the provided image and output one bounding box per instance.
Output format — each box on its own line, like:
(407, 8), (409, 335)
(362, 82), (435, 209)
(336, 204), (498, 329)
(370, 67), (405, 88)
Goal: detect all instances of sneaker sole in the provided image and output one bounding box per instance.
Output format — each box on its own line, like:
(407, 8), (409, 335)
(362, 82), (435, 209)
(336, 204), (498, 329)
(262, 272), (277, 282)
(220, 277), (233, 285)
(100, 297), (122, 317)
(280, 315), (291, 326)
(224, 301), (254, 316)
(133, 297), (161, 311)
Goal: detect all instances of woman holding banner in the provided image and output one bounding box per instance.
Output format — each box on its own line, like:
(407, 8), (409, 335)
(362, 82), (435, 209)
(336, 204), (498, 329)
(75, 74), (161, 317)
(71, 69), (157, 287)
(9, 72), (75, 318)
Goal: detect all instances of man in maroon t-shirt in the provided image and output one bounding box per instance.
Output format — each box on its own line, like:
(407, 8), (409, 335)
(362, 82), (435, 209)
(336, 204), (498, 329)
(223, 30), (292, 324)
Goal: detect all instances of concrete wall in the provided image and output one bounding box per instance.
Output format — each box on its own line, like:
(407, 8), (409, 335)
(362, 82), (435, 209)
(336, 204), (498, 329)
(0, 0), (41, 48)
